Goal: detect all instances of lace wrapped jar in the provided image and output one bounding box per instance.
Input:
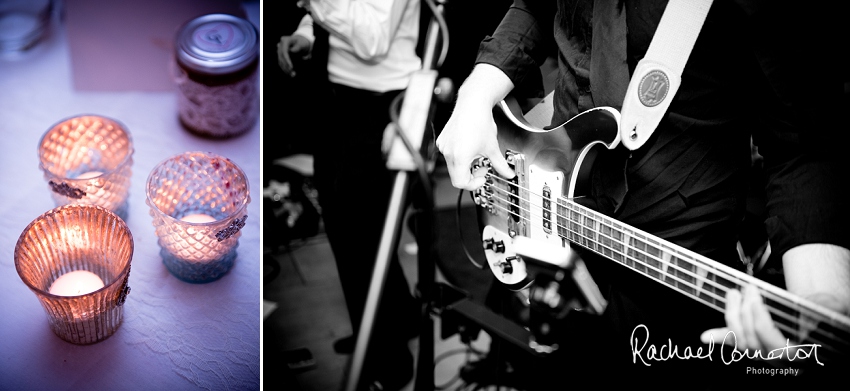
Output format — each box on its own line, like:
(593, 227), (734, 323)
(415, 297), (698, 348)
(172, 13), (259, 138)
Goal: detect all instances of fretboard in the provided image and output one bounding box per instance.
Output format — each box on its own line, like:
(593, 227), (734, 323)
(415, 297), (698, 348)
(554, 197), (850, 358)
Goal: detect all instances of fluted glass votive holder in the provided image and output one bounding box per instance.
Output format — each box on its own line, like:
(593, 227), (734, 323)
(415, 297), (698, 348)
(38, 115), (134, 220)
(14, 204), (134, 345)
(145, 151), (250, 283)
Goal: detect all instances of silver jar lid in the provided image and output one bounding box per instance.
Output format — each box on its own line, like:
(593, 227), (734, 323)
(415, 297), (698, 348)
(175, 13), (258, 75)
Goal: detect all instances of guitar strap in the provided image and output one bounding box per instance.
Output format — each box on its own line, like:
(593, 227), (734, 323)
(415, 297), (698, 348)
(619, 0), (714, 150)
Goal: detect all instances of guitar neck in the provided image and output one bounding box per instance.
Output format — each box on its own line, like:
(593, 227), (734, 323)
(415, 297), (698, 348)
(555, 197), (850, 356)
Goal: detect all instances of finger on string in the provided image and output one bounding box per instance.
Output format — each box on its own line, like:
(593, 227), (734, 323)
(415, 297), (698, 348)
(741, 284), (760, 351)
(487, 151), (515, 180)
(724, 288), (746, 348)
(700, 327), (731, 345)
(748, 285), (787, 352)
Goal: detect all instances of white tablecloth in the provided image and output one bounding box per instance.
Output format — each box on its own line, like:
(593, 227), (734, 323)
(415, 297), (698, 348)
(0, 3), (261, 391)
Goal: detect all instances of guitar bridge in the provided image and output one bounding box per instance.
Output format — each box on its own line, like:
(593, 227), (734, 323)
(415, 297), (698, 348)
(505, 151), (527, 237)
(471, 158), (495, 214)
(471, 151), (528, 239)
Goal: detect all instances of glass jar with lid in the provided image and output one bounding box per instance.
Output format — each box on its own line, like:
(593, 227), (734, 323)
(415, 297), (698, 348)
(172, 13), (259, 138)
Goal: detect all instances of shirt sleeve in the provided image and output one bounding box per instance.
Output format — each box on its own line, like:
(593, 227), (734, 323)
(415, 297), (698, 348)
(292, 14), (316, 46)
(475, 0), (555, 89)
(742, 2), (850, 257)
(304, 0), (413, 61)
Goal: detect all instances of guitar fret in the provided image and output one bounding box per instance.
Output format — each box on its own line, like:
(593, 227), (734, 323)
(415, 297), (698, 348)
(670, 256), (697, 296)
(645, 240), (664, 280)
(555, 202), (567, 238)
(659, 250), (671, 280)
(582, 214), (597, 252)
(575, 209), (587, 247)
(557, 200), (733, 308)
(766, 295), (804, 341)
(628, 236), (648, 276)
(555, 199), (850, 358)
(694, 266), (709, 304)
(708, 271), (734, 309)
(600, 232), (615, 259)
(759, 295), (850, 356)
(610, 222), (625, 264)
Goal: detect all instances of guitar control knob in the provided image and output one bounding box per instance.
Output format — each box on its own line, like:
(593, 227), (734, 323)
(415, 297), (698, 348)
(500, 256), (516, 275)
(482, 238), (493, 250)
(494, 240), (505, 253)
(483, 238), (506, 253)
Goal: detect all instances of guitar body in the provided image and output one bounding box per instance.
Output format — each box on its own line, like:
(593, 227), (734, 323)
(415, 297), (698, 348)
(473, 96), (850, 364)
(474, 96), (620, 289)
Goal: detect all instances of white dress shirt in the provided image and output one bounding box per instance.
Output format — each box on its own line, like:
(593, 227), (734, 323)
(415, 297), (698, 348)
(293, 0), (422, 93)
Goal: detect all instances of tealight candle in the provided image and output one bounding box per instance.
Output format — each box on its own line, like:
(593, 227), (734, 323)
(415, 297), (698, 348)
(75, 171), (104, 180)
(181, 213), (217, 223)
(49, 270), (105, 296)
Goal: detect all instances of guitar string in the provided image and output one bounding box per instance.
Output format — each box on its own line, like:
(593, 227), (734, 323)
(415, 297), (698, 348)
(482, 170), (850, 346)
(480, 177), (743, 308)
(483, 188), (819, 323)
(477, 146), (849, 354)
(483, 198), (759, 314)
(482, 171), (835, 322)
(480, 181), (849, 350)
(481, 180), (756, 308)
(562, 210), (850, 355)
(483, 199), (847, 353)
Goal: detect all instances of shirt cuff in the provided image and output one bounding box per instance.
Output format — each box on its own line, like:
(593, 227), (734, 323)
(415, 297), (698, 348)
(293, 14), (315, 46)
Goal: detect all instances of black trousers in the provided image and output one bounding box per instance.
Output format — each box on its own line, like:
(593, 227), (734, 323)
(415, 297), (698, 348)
(312, 83), (419, 361)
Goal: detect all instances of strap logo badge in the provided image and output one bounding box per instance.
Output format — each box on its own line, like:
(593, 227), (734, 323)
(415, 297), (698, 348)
(637, 69), (669, 107)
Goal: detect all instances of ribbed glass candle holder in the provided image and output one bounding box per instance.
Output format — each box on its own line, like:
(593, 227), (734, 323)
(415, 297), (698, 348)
(38, 114), (134, 220)
(14, 204), (134, 345)
(146, 151), (250, 283)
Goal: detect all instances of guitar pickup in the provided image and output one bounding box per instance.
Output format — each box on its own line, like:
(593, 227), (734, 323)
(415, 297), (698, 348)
(504, 150), (528, 238)
(542, 185), (552, 234)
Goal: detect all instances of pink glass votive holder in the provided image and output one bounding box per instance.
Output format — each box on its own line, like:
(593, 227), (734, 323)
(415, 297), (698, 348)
(145, 151), (250, 283)
(14, 204), (134, 345)
(38, 114), (134, 220)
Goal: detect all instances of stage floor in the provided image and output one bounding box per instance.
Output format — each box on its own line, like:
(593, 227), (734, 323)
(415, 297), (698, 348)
(263, 159), (518, 391)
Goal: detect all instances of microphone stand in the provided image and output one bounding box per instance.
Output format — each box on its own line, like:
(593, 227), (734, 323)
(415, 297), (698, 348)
(343, 1), (448, 390)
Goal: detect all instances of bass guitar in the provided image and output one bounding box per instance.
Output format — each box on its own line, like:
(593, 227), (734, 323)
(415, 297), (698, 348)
(472, 95), (850, 364)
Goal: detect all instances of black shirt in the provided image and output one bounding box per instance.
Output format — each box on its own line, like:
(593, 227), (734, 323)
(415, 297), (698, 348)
(474, 0), (849, 378)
